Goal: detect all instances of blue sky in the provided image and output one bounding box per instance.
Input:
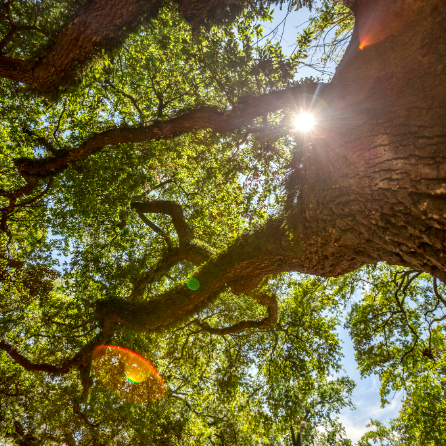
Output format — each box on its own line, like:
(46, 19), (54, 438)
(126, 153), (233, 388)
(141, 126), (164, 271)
(263, 3), (403, 442)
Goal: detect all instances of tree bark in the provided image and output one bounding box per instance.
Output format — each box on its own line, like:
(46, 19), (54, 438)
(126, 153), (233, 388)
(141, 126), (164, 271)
(298, 0), (446, 280)
(97, 0), (446, 332)
(0, 0), (162, 92)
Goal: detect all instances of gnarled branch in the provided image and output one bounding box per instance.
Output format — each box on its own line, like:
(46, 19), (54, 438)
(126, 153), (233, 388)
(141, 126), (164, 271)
(14, 83), (317, 179)
(132, 200), (192, 245)
(129, 199), (214, 300)
(134, 208), (173, 249)
(131, 199), (213, 265)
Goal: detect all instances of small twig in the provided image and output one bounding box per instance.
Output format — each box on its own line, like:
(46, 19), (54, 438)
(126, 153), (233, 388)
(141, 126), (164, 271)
(53, 98), (68, 148)
(104, 81), (145, 122)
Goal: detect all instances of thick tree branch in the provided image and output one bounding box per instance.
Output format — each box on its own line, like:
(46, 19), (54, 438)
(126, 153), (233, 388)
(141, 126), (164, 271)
(0, 56), (34, 84)
(194, 292), (278, 335)
(131, 200), (192, 245)
(14, 83), (317, 179)
(0, 0), (263, 91)
(131, 199), (213, 265)
(96, 218), (294, 333)
(0, 0), (163, 92)
(0, 330), (110, 375)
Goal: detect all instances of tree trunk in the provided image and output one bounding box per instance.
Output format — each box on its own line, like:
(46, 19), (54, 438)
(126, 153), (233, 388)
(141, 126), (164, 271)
(295, 0), (446, 280)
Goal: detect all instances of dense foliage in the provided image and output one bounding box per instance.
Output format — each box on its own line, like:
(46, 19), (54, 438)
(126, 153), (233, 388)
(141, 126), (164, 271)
(0, 0), (444, 445)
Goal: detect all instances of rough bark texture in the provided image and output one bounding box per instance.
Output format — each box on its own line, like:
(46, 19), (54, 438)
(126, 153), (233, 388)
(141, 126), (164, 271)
(297, 0), (446, 280)
(0, 0), (162, 92)
(97, 0), (446, 333)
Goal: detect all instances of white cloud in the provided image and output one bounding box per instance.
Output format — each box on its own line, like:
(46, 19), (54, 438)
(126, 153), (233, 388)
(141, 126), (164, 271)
(339, 394), (402, 443)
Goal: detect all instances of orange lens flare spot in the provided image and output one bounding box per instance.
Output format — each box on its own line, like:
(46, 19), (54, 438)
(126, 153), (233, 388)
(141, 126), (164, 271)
(92, 345), (166, 402)
(359, 44), (364, 50)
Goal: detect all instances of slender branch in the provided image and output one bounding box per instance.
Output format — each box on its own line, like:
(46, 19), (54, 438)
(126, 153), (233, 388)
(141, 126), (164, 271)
(104, 81), (145, 122)
(73, 400), (100, 428)
(0, 339), (82, 373)
(0, 176), (37, 200)
(53, 98), (68, 147)
(290, 424), (297, 446)
(392, 271), (422, 364)
(0, 23), (50, 52)
(194, 293), (278, 335)
(0, 329), (111, 375)
(134, 209), (173, 248)
(433, 278), (446, 306)
(16, 178), (54, 207)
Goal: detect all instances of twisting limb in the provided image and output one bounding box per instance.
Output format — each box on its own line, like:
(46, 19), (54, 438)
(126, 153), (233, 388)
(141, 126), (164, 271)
(0, 339), (83, 373)
(433, 278), (446, 306)
(194, 292), (278, 335)
(15, 178), (54, 208)
(129, 199), (214, 300)
(0, 176), (37, 200)
(131, 200), (192, 245)
(14, 83), (317, 179)
(131, 199), (213, 264)
(392, 270), (422, 364)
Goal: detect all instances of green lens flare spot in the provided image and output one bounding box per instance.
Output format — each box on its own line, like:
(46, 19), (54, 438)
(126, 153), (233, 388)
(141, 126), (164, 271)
(186, 278), (200, 290)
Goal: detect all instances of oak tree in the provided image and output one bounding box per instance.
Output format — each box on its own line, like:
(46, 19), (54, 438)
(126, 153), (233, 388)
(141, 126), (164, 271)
(0, 0), (445, 443)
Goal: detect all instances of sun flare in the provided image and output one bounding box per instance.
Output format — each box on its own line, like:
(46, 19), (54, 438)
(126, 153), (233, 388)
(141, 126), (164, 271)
(294, 113), (315, 132)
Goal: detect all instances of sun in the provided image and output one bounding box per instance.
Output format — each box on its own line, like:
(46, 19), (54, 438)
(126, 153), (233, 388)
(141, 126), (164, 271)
(294, 112), (315, 132)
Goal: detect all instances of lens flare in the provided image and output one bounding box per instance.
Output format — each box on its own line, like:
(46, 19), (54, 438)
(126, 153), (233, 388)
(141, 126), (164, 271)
(186, 278), (200, 290)
(92, 345), (165, 402)
(294, 113), (315, 132)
